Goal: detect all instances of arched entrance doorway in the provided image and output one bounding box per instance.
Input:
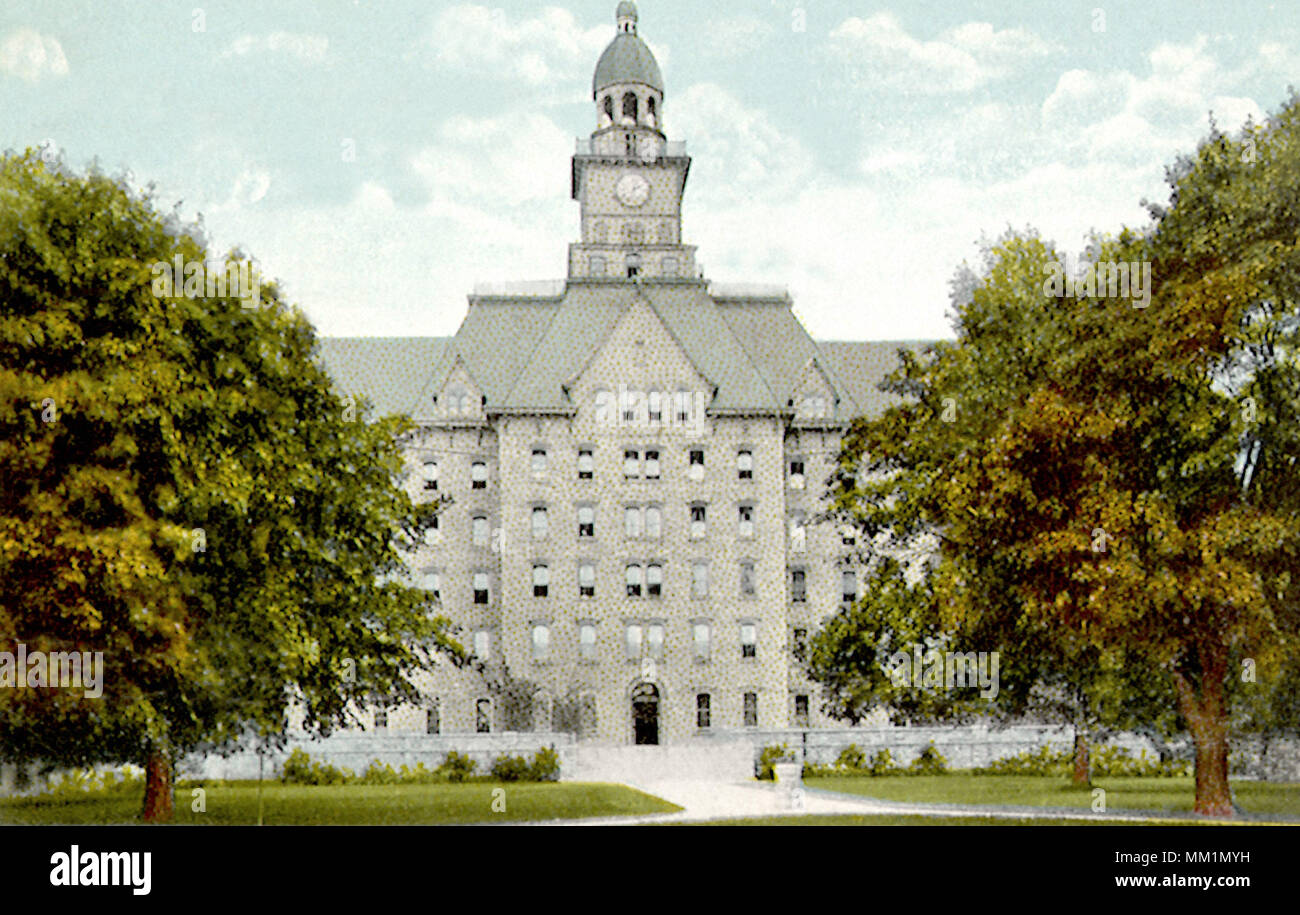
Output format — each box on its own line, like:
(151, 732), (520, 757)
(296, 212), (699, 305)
(631, 682), (659, 745)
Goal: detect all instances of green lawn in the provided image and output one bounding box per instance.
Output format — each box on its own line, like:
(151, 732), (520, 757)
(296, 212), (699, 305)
(806, 775), (1300, 817)
(690, 814), (1232, 826)
(0, 781), (681, 825)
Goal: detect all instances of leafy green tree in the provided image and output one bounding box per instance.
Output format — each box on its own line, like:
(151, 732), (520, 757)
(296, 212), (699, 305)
(0, 151), (461, 821)
(822, 94), (1300, 816)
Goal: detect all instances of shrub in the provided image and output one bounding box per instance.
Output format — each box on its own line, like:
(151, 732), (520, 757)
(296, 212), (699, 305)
(756, 744), (794, 780)
(490, 753), (532, 782)
(359, 761), (401, 785)
(835, 744), (867, 771)
(280, 748), (354, 785)
(908, 743), (948, 775)
(867, 748), (896, 776)
(802, 761), (837, 778)
(438, 750), (478, 783)
(39, 767), (144, 798)
(397, 762), (443, 784)
(530, 745), (561, 782)
(973, 743), (1190, 778)
(1091, 746), (1190, 778)
(975, 744), (1071, 776)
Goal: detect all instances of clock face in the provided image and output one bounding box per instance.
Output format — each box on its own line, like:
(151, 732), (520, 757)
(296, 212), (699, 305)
(615, 173), (650, 208)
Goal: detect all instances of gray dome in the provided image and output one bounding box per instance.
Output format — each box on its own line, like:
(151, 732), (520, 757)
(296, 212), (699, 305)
(593, 7), (663, 96)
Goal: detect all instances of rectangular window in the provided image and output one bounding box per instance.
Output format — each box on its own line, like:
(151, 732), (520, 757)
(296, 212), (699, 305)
(696, 693), (711, 729)
(623, 449), (640, 479)
(474, 573), (490, 605)
(794, 694), (810, 728)
(738, 504), (754, 539)
(422, 460), (438, 491)
(426, 699), (441, 735)
(789, 514), (807, 553)
(647, 623), (664, 660)
(472, 515), (488, 547)
(374, 704), (388, 729)
(578, 448), (594, 480)
(476, 698), (492, 733)
(425, 514), (440, 545)
(577, 505), (595, 538)
(689, 504), (706, 540)
(532, 564), (549, 598)
(688, 448), (705, 481)
(531, 624), (550, 662)
(788, 459), (805, 490)
(743, 692), (758, 728)
(692, 562), (709, 598)
(645, 506), (662, 539)
(737, 449), (753, 480)
(624, 506), (642, 538)
(741, 622), (757, 659)
(790, 568), (806, 603)
(579, 623), (597, 661)
(579, 562), (596, 598)
(473, 629), (491, 659)
(646, 562), (663, 597)
(471, 461), (487, 489)
(676, 393), (693, 425)
(531, 448), (548, 474)
(842, 570), (858, 604)
(625, 623), (643, 660)
(424, 570), (441, 600)
(793, 628), (808, 659)
(532, 506), (549, 540)
(644, 450), (660, 479)
(625, 563), (642, 598)
(740, 561), (756, 597)
(648, 392), (663, 424)
(692, 622), (711, 661)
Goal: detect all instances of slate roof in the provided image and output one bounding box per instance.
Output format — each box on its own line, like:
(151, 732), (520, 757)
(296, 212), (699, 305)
(593, 21), (663, 96)
(316, 280), (933, 423)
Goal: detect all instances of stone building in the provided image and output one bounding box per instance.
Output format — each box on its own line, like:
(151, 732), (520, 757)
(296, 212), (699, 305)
(319, 2), (911, 745)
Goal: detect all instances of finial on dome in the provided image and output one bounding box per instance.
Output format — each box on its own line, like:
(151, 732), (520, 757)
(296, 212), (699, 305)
(616, 2), (638, 34)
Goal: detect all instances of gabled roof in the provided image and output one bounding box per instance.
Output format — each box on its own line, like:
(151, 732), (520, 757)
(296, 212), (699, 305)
(315, 337), (451, 417)
(817, 339), (933, 419)
(315, 284), (935, 424)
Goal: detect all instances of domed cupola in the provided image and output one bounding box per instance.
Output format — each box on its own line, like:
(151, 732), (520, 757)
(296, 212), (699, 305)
(592, 2), (664, 132)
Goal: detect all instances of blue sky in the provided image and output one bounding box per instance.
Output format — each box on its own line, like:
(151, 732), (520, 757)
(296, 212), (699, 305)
(2, 1), (1297, 340)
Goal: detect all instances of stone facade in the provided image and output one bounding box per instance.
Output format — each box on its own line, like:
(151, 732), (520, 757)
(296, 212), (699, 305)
(316, 3), (910, 748)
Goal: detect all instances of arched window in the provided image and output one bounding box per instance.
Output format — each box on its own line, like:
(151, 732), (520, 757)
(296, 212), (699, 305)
(646, 95), (657, 126)
(622, 92), (638, 121)
(603, 95), (614, 122)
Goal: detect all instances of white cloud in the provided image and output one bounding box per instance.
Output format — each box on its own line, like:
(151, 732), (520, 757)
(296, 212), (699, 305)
(0, 28), (69, 83)
(702, 15), (775, 60)
(423, 5), (617, 86)
(829, 13), (1056, 94)
(1041, 37), (1264, 167)
(221, 32), (328, 63)
(670, 83), (815, 203)
(410, 110), (573, 206)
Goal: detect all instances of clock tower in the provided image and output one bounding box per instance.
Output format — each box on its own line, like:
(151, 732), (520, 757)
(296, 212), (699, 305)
(569, 2), (697, 281)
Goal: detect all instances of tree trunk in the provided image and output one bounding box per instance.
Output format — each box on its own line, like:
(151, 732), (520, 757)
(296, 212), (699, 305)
(142, 748), (174, 824)
(1173, 645), (1234, 818)
(1072, 731), (1090, 785)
